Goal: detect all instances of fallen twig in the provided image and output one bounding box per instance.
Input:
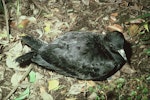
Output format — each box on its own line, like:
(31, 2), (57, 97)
(1, 0), (10, 41)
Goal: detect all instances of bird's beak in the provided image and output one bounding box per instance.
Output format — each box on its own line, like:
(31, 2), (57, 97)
(118, 49), (127, 61)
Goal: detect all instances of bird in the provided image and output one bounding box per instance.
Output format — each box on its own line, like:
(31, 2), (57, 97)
(16, 31), (127, 81)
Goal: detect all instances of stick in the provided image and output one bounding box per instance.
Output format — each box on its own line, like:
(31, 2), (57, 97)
(1, 0), (10, 41)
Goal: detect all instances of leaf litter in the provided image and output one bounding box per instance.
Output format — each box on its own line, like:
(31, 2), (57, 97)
(0, 0), (150, 99)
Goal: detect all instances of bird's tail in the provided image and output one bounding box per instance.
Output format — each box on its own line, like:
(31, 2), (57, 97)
(21, 35), (46, 51)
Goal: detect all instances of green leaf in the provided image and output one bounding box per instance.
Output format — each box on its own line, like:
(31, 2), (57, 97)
(130, 90), (137, 96)
(127, 13), (150, 22)
(144, 48), (150, 56)
(14, 87), (30, 100)
(29, 71), (36, 83)
(144, 23), (149, 32)
(146, 76), (150, 82)
(142, 88), (148, 94)
(88, 87), (94, 92)
(116, 78), (126, 84)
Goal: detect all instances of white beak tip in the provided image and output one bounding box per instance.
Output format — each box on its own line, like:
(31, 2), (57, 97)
(118, 49), (127, 61)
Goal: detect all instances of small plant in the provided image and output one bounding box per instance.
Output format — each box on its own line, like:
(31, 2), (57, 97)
(144, 48), (150, 56)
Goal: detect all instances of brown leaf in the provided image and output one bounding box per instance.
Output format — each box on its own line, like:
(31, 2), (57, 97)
(110, 13), (118, 23)
(10, 21), (16, 28)
(40, 86), (46, 93)
(120, 1), (129, 7)
(111, 13), (118, 17)
(110, 16), (117, 23)
(127, 18), (144, 24)
(121, 63), (136, 74)
(132, 3), (142, 11)
(128, 24), (139, 37)
(18, 19), (30, 28)
(130, 18), (145, 24)
(10, 16), (36, 28)
(107, 24), (123, 32)
(87, 81), (96, 87)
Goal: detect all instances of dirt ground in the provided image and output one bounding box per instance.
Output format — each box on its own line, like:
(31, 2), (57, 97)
(0, 0), (150, 100)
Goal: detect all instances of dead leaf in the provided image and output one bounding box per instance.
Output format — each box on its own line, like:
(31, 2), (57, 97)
(43, 19), (62, 38)
(5, 41), (30, 71)
(35, 72), (44, 81)
(0, 66), (5, 82)
(128, 24), (139, 37)
(5, 41), (22, 69)
(78, 80), (96, 92)
(65, 98), (77, 100)
(81, 0), (89, 5)
(121, 63), (136, 74)
(107, 24), (123, 32)
(18, 19), (30, 28)
(10, 16), (36, 28)
(111, 13), (118, 17)
(110, 16), (117, 23)
(10, 21), (16, 28)
(40, 86), (53, 100)
(7, 41), (23, 54)
(6, 56), (19, 69)
(95, 0), (100, 3)
(120, 1), (129, 7)
(19, 16), (36, 23)
(68, 83), (85, 95)
(132, 3), (142, 11)
(87, 81), (96, 87)
(40, 86), (46, 93)
(110, 13), (118, 23)
(103, 16), (109, 21)
(33, 9), (39, 15)
(88, 92), (98, 100)
(48, 80), (59, 91)
(127, 18), (144, 24)
(11, 72), (24, 86)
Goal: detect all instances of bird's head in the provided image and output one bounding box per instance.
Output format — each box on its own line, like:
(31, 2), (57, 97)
(104, 31), (127, 61)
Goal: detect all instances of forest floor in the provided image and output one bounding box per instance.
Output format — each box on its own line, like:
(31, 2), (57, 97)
(0, 0), (150, 100)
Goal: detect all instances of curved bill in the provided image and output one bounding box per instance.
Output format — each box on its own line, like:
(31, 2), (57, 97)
(118, 49), (127, 61)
